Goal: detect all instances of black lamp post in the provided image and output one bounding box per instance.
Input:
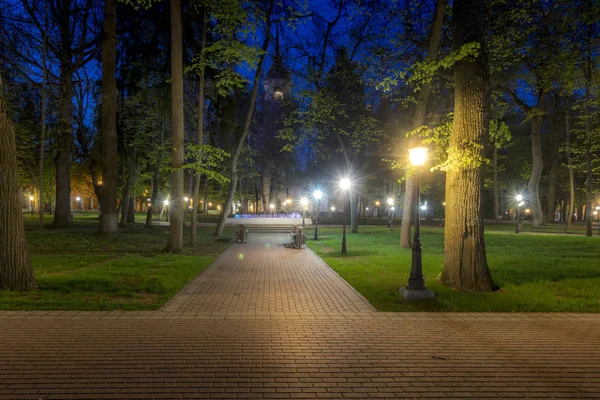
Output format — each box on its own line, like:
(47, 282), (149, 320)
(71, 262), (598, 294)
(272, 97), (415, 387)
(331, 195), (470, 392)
(387, 197), (394, 227)
(515, 195), (523, 233)
(400, 147), (434, 301)
(301, 198), (308, 228)
(313, 190), (323, 240)
(340, 178), (351, 255)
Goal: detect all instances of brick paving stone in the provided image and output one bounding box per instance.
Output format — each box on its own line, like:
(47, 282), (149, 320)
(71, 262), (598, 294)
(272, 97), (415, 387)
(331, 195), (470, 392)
(0, 233), (599, 398)
(161, 233), (374, 315)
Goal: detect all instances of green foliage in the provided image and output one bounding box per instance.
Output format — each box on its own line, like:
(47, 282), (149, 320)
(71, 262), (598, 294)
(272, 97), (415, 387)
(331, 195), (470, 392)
(490, 120), (512, 149)
(183, 144), (230, 185)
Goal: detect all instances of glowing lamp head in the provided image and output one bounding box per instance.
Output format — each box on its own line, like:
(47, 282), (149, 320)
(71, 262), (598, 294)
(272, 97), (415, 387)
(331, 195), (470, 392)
(76, 196), (81, 201)
(596, 206), (600, 211)
(313, 190), (323, 200)
(408, 147), (428, 167)
(525, 209), (530, 213)
(331, 206), (336, 211)
(515, 194), (523, 202)
(269, 203), (275, 209)
(147, 198), (151, 202)
(339, 178), (351, 191)
(442, 202), (446, 206)
(286, 199), (292, 204)
(518, 201), (524, 207)
(365, 207), (369, 210)
(184, 197), (189, 202)
(375, 201), (380, 206)
(274, 89), (284, 101)
(29, 196), (34, 201)
(391, 206), (395, 211)
(387, 197), (393, 206)
(208, 202), (212, 206)
(163, 200), (169, 206)
(300, 198), (308, 207)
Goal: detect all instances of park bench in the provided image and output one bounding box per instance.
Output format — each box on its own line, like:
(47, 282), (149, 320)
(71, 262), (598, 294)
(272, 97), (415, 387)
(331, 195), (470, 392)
(236, 224), (248, 243)
(290, 226), (306, 249)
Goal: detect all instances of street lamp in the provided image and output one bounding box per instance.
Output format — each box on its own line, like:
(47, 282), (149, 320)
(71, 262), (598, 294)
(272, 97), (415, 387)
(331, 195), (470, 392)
(313, 190), (323, 240)
(375, 200), (380, 218)
(339, 178), (351, 255)
(515, 194), (523, 233)
(387, 197), (394, 228)
(300, 198), (308, 227)
(29, 196), (34, 215)
(400, 147), (434, 301)
(76, 196), (82, 212)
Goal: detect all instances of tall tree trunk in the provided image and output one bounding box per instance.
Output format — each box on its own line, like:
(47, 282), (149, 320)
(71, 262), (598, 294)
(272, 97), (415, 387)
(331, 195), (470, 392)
(400, 0), (446, 248)
(261, 165), (272, 214)
(39, 3), (48, 229)
(52, 0), (74, 229)
(146, 123), (164, 228)
(546, 123), (560, 222)
(52, 68), (74, 228)
(190, 7), (207, 245)
(214, 1), (274, 236)
(100, 0), (118, 234)
(528, 117), (544, 226)
(440, 0), (494, 292)
(0, 75), (38, 291)
(119, 150), (133, 227)
(493, 146), (499, 223)
(350, 191), (358, 233)
(585, 22), (593, 236)
(165, 0), (185, 252)
(565, 105), (574, 227)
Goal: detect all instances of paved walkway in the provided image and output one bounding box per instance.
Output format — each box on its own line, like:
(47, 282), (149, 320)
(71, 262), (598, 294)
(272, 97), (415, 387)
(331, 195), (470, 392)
(162, 233), (373, 315)
(0, 234), (599, 399)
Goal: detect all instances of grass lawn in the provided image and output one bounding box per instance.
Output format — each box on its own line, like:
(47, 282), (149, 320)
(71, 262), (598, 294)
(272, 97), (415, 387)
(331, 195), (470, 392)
(305, 225), (600, 312)
(1, 213), (233, 310)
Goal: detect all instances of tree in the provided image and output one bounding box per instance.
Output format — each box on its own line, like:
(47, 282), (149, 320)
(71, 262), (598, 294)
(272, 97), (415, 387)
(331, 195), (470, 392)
(190, 5), (207, 245)
(440, 0), (494, 292)
(214, 0), (274, 237)
(100, 0), (118, 234)
(0, 74), (38, 291)
(400, 0), (446, 248)
(165, 0), (184, 252)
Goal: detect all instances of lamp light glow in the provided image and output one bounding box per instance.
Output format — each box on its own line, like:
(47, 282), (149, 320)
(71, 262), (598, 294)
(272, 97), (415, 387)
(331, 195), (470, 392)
(515, 194), (523, 202)
(408, 147), (428, 166)
(331, 206), (336, 211)
(184, 197), (189, 202)
(313, 190), (323, 200)
(339, 178), (351, 191)
(387, 197), (393, 206)
(300, 198), (308, 206)
(163, 200), (169, 206)
(269, 203), (275, 209)
(518, 201), (524, 207)
(76, 197), (81, 201)
(29, 196), (34, 201)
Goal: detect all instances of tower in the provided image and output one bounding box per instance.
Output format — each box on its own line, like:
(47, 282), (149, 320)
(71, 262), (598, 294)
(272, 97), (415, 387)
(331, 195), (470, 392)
(263, 28), (291, 103)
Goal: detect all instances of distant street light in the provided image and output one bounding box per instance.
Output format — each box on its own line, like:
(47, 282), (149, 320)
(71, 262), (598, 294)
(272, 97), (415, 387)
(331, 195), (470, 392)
(28, 196), (34, 215)
(331, 206), (336, 212)
(387, 197), (394, 227)
(375, 200), (380, 217)
(300, 198), (308, 228)
(339, 178), (352, 254)
(313, 190), (323, 240)
(515, 194), (524, 233)
(400, 147), (434, 301)
(75, 196), (82, 212)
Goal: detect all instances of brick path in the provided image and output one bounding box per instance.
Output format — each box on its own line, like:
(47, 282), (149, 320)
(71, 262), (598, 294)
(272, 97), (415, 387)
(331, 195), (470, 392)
(162, 233), (373, 315)
(0, 234), (599, 399)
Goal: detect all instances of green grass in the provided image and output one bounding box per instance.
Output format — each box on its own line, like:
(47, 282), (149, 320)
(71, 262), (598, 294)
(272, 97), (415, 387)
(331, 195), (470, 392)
(1, 213), (234, 310)
(305, 225), (600, 312)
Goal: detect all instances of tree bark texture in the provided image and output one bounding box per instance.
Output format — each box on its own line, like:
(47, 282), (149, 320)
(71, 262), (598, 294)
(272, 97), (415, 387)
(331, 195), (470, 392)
(190, 7), (207, 245)
(52, 0), (74, 229)
(0, 76), (38, 291)
(214, 1), (273, 237)
(546, 122), (560, 222)
(165, 0), (185, 252)
(100, 0), (119, 234)
(400, 0), (446, 248)
(440, 0), (494, 292)
(528, 117), (543, 226)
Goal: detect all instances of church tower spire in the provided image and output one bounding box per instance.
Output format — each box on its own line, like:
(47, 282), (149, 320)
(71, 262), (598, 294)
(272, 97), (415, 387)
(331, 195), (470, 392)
(264, 26), (290, 101)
